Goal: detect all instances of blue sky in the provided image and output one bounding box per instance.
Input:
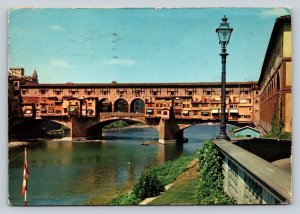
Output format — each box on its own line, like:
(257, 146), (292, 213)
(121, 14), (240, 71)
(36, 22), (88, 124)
(8, 8), (290, 83)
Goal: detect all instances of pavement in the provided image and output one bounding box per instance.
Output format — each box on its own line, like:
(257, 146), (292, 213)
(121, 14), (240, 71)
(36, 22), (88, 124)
(272, 158), (291, 173)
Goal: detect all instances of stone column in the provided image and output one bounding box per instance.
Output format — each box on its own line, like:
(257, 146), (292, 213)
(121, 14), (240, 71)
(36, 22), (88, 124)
(70, 117), (101, 140)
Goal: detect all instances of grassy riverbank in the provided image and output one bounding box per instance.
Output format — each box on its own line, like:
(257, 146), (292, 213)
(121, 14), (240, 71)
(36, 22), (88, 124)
(148, 159), (199, 205)
(106, 153), (198, 205)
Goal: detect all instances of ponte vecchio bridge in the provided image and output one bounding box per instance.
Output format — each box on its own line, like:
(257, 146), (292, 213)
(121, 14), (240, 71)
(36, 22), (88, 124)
(10, 80), (260, 143)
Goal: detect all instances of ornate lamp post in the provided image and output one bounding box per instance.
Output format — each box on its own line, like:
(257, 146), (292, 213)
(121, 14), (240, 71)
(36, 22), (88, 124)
(216, 15), (233, 141)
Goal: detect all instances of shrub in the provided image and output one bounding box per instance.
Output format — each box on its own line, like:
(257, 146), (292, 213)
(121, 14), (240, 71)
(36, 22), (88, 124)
(148, 155), (194, 186)
(196, 139), (235, 205)
(132, 171), (165, 200)
(109, 192), (140, 205)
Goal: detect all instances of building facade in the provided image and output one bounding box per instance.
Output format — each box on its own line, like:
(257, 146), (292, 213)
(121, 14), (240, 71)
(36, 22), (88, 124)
(8, 67), (38, 120)
(18, 81), (259, 125)
(258, 15), (292, 133)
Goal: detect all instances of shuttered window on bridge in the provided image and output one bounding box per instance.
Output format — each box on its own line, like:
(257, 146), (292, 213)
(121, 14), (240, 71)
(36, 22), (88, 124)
(185, 88), (196, 95)
(226, 88), (234, 95)
(69, 88), (79, 95)
(100, 88), (110, 95)
(150, 88), (161, 96)
(39, 88), (48, 94)
(132, 88), (145, 96)
(167, 88), (178, 95)
(53, 88), (63, 95)
(84, 88), (95, 95)
(117, 88), (127, 97)
(203, 88), (216, 95)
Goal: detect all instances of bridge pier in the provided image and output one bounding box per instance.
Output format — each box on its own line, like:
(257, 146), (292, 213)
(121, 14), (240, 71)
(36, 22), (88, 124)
(157, 117), (183, 144)
(70, 117), (102, 140)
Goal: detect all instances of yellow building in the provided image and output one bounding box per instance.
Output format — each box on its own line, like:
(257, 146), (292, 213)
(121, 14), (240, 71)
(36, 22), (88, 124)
(258, 15), (292, 133)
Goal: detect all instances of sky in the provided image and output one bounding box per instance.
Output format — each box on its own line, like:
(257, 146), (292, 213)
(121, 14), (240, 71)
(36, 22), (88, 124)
(8, 7), (290, 84)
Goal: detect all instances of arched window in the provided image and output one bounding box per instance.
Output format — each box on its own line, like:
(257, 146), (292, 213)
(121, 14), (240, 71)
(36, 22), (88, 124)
(114, 99), (129, 112)
(99, 98), (112, 112)
(130, 98), (145, 113)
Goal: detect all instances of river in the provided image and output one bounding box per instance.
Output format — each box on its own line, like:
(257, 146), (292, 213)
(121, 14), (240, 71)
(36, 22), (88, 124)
(8, 124), (234, 206)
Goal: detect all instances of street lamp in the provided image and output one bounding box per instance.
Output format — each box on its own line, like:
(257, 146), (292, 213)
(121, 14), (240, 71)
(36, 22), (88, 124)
(216, 15), (233, 141)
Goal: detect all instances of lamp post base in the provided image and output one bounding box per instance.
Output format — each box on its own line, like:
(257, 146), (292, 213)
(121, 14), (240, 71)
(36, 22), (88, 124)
(216, 132), (231, 141)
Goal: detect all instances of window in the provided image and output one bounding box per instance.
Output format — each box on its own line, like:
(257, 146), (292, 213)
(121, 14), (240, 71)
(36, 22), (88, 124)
(100, 88), (110, 95)
(240, 88), (249, 95)
(69, 88), (78, 94)
(185, 88), (196, 95)
(84, 88), (95, 95)
(167, 88), (178, 95)
(132, 88), (145, 95)
(204, 91), (210, 95)
(201, 112), (210, 116)
(226, 88), (233, 95)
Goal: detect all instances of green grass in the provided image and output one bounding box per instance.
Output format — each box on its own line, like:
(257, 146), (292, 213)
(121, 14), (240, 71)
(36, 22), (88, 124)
(103, 120), (129, 129)
(148, 178), (198, 205)
(107, 154), (198, 205)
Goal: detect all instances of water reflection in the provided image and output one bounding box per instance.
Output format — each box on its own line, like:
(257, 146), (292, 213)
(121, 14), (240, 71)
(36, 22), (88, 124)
(156, 143), (184, 163)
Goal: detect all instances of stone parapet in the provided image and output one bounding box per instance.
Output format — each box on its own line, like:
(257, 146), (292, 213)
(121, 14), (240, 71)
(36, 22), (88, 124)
(214, 140), (291, 204)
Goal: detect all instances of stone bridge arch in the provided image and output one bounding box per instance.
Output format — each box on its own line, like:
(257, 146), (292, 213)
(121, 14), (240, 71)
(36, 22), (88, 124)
(9, 118), (71, 139)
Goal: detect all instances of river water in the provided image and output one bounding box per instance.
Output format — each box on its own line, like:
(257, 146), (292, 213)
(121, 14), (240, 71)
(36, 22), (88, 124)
(8, 124), (234, 206)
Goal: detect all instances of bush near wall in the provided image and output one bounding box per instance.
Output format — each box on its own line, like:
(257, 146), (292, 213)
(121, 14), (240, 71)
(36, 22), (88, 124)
(108, 154), (195, 205)
(196, 139), (235, 205)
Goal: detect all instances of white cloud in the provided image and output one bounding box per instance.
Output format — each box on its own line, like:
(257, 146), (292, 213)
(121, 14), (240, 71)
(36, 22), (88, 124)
(100, 59), (136, 66)
(50, 60), (74, 68)
(49, 25), (64, 32)
(260, 8), (290, 18)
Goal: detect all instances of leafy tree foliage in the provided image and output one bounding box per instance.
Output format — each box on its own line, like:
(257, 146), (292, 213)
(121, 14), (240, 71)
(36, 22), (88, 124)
(196, 139), (235, 204)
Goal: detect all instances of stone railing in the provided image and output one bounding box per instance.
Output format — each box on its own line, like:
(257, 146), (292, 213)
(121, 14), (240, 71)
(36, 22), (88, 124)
(100, 112), (145, 117)
(214, 140), (291, 204)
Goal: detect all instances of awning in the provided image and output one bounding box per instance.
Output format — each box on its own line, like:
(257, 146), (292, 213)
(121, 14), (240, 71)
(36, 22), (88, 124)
(69, 107), (76, 112)
(146, 109), (153, 113)
(202, 112), (209, 115)
(230, 109), (238, 113)
(183, 110), (189, 114)
(211, 109), (219, 114)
